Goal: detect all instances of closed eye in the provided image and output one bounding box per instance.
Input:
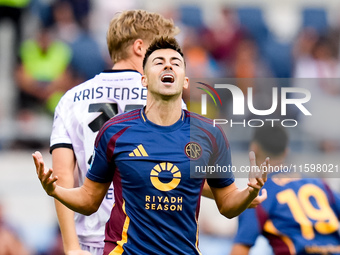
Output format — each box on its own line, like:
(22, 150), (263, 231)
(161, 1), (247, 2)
(171, 59), (182, 66)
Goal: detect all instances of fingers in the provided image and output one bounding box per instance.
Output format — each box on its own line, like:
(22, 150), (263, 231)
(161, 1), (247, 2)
(34, 151), (43, 160)
(32, 151), (58, 194)
(256, 188), (267, 203)
(32, 152), (40, 170)
(256, 188), (267, 204)
(248, 180), (262, 191)
(260, 158), (269, 183)
(37, 163), (57, 185)
(256, 176), (265, 187)
(40, 168), (53, 183)
(249, 151), (256, 167)
(32, 151), (43, 166)
(257, 157), (269, 184)
(33, 151), (45, 172)
(249, 151), (269, 186)
(263, 157), (270, 182)
(248, 188), (268, 208)
(262, 168), (268, 183)
(249, 174), (266, 190)
(265, 157), (270, 166)
(33, 152), (46, 178)
(42, 171), (58, 189)
(261, 188), (267, 200)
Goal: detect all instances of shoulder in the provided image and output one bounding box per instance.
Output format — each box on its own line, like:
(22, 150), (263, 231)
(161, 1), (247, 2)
(186, 111), (214, 125)
(95, 109), (141, 146)
(109, 109), (141, 125)
(58, 76), (97, 102)
(186, 110), (227, 138)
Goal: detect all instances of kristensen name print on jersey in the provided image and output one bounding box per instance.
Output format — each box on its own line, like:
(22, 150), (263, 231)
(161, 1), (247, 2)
(72, 79), (147, 103)
(87, 108), (234, 255)
(50, 70), (145, 247)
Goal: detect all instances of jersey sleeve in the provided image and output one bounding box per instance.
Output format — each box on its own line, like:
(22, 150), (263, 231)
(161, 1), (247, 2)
(332, 192), (340, 219)
(50, 96), (73, 152)
(86, 126), (115, 183)
(207, 125), (234, 188)
(323, 181), (340, 218)
(333, 192), (340, 218)
(234, 208), (260, 246)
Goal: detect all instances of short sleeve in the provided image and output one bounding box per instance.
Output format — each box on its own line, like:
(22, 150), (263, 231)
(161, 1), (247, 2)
(323, 181), (340, 219)
(86, 131), (114, 183)
(234, 208), (260, 246)
(207, 125), (234, 188)
(50, 97), (72, 152)
(333, 192), (340, 218)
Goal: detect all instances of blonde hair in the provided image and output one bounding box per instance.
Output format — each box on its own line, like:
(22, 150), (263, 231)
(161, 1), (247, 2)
(107, 10), (180, 63)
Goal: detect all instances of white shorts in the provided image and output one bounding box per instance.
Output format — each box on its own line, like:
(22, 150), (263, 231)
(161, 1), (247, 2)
(80, 243), (104, 255)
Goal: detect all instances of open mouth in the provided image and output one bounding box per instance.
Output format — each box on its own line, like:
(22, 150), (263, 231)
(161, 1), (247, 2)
(161, 74), (175, 83)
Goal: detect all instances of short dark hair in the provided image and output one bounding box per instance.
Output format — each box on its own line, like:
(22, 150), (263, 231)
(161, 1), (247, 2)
(143, 37), (185, 69)
(252, 123), (288, 156)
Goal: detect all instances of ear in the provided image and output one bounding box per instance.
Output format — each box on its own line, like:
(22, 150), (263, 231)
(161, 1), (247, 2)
(133, 39), (144, 57)
(183, 77), (189, 90)
(141, 75), (148, 88)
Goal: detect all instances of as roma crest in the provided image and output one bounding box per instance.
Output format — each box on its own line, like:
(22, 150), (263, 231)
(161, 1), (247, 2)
(185, 142), (202, 160)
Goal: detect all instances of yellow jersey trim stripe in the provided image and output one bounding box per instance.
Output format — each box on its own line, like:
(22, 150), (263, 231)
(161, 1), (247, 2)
(195, 218), (202, 255)
(109, 200), (130, 255)
(141, 110), (146, 122)
(264, 220), (296, 254)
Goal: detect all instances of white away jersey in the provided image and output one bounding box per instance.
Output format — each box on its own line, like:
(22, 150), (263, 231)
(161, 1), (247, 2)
(50, 70), (146, 247)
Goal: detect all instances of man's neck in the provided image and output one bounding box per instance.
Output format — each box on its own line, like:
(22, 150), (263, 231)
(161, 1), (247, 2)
(112, 57), (143, 74)
(144, 97), (183, 126)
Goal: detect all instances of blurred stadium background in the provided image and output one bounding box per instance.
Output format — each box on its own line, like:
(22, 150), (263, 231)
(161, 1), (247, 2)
(1, 0), (340, 254)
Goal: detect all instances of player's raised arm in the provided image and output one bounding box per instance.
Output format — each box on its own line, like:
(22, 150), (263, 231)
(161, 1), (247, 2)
(33, 151), (111, 216)
(209, 151), (269, 219)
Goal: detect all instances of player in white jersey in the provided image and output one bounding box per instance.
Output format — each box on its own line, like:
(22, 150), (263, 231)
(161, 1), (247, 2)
(50, 70), (145, 251)
(49, 10), (179, 255)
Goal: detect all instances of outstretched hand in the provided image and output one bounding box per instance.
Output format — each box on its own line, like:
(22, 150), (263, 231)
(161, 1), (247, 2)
(247, 151), (269, 206)
(248, 188), (267, 208)
(32, 151), (58, 196)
